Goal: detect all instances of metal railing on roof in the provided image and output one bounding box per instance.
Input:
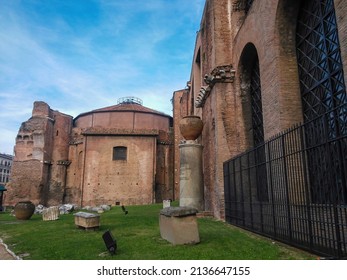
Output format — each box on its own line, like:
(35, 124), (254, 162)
(117, 96), (143, 106)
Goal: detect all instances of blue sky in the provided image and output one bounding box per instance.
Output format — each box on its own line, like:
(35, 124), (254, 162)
(0, 0), (205, 154)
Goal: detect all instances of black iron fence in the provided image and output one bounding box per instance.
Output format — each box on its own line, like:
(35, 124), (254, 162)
(224, 104), (347, 258)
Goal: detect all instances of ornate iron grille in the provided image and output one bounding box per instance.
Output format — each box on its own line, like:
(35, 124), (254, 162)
(296, 0), (347, 122)
(250, 57), (268, 201)
(296, 0), (347, 204)
(250, 58), (264, 146)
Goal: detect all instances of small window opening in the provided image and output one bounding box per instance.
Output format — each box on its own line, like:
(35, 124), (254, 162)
(113, 146), (127, 161)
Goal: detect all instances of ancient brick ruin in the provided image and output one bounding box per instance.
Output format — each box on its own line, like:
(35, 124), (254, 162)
(6, 98), (174, 207)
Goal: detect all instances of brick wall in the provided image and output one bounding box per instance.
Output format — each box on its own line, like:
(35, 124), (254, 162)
(173, 0), (347, 219)
(172, 89), (188, 200)
(5, 102), (73, 206)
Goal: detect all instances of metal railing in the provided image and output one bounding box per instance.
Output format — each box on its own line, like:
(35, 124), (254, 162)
(224, 104), (347, 258)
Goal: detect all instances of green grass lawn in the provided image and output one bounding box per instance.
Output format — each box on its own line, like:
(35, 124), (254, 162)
(0, 203), (316, 260)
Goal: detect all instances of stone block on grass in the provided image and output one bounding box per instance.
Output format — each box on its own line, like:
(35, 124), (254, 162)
(42, 206), (59, 221)
(74, 212), (100, 230)
(159, 206), (200, 245)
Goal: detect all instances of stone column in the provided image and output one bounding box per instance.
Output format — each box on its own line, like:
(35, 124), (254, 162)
(179, 142), (203, 210)
(178, 116), (204, 211)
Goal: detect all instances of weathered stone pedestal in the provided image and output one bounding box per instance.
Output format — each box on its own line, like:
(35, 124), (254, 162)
(74, 212), (100, 230)
(179, 141), (204, 210)
(159, 206), (200, 245)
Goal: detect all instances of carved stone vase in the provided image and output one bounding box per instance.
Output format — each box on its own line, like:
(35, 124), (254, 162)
(14, 201), (35, 220)
(179, 116), (203, 141)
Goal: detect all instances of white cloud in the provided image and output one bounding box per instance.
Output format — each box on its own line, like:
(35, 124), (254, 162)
(0, 0), (205, 154)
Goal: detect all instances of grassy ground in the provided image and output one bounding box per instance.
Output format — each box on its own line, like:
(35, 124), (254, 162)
(0, 203), (316, 260)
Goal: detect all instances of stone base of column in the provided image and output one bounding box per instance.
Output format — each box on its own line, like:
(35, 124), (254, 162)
(159, 206), (200, 245)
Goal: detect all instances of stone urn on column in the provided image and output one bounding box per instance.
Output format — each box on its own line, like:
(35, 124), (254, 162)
(179, 115), (204, 142)
(179, 115), (204, 211)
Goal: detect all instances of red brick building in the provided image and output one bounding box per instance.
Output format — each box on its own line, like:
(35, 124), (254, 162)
(6, 97), (174, 207)
(173, 0), (347, 220)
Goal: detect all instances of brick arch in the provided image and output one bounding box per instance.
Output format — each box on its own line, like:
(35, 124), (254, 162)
(237, 42), (262, 149)
(232, 0), (304, 141)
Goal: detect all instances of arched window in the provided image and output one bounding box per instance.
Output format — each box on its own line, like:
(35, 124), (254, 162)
(250, 57), (264, 146)
(240, 43), (268, 202)
(78, 151), (83, 169)
(240, 43), (265, 147)
(113, 146), (127, 161)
